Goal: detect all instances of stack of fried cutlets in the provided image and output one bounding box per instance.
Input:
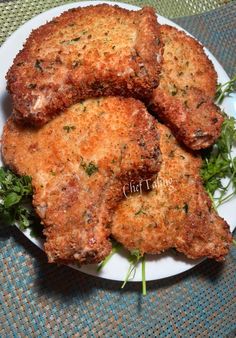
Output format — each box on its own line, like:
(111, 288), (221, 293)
(2, 4), (232, 265)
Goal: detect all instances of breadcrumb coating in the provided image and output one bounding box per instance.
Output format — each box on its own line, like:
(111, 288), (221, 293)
(7, 5), (162, 125)
(111, 123), (232, 261)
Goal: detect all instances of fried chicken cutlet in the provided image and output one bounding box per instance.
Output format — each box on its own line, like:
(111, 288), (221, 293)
(150, 25), (224, 150)
(7, 5), (163, 126)
(111, 123), (232, 261)
(2, 97), (161, 265)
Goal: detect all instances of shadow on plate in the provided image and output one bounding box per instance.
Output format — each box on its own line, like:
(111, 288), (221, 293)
(1, 91), (13, 120)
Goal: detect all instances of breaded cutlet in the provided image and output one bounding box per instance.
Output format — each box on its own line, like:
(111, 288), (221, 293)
(7, 5), (163, 126)
(111, 123), (232, 261)
(2, 97), (161, 265)
(150, 25), (224, 150)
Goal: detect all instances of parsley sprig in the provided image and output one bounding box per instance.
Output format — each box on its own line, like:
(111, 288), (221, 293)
(121, 249), (146, 295)
(0, 168), (35, 229)
(215, 75), (236, 104)
(201, 116), (236, 207)
(97, 241), (121, 272)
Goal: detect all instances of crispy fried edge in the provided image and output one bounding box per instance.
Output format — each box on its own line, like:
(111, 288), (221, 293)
(159, 25), (217, 97)
(7, 5), (163, 126)
(150, 25), (222, 150)
(150, 87), (224, 150)
(111, 123), (232, 261)
(2, 97), (162, 264)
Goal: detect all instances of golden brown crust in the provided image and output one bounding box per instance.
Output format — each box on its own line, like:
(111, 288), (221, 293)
(2, 97), (161, 265)
(111, 123), (232, 261)
(150, 25), (222, 150)
(7, 5), (162, 126)
(151, 85), (224, 149)
(158, 25), (217, 96)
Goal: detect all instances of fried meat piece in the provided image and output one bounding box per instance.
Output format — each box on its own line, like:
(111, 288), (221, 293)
(2, 97), (161, 265)
(7, 5), (162, 126)
(150, 25), (224, 150)
(111, 123), (232, 261)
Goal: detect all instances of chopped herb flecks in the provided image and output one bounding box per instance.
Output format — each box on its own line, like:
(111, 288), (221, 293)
(135, 207), (147, 216)
(170, 84), (178, 96)
(35, 59), (43, 72)
(63, 125), (76, 133)
(60, 37), (81, 45)
(80, 159), (98, 176)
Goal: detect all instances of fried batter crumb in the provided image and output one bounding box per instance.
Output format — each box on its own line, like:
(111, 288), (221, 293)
(7, 5), (163, 126)
(2, 97), (161, 265)
(150, 25), (223, 150)
(111, 123), (232, 261)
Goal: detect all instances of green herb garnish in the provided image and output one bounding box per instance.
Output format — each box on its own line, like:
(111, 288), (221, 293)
(35, 59), (43, 72)
(63, 125), (76, 133)
(215, 75), (236, 104)
(141, 255), (146, 296)
(201, 116), (236, 207)
(50, 170), (56, 176)
(170, 83), (178, 96)
(121, 249), (142, 289)
(80, 160), (98, 176)
(97, 242), (121, 272)
(0, 168), (35, 230)
(135, 207), (147, 216)
(85, 162), (98, 176)
(60, 37), (81, 45)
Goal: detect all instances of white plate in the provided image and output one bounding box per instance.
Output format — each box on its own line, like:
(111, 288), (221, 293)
(0, 1), (235, 282)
